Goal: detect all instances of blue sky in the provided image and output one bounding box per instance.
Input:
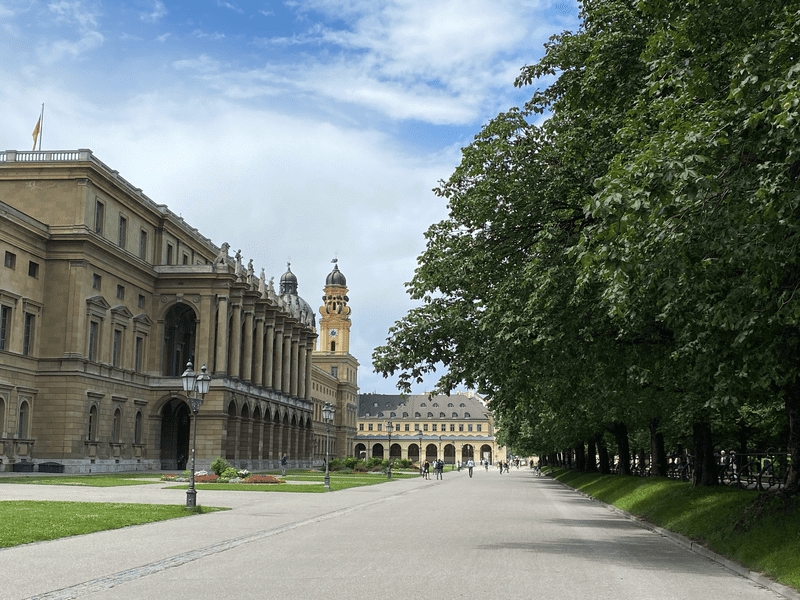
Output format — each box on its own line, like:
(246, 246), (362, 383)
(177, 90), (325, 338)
(1, 0), (579, 393)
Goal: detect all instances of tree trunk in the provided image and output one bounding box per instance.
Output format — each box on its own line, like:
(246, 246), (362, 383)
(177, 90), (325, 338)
(586, 437), (598, 472)
(649, 417), (668, 476)
(692, 419), (718, 487)
(596, 433), (611, 474)
(784, 378), (800, 495)
(575, 442), (585, 471)
(609, 422), (632, 476)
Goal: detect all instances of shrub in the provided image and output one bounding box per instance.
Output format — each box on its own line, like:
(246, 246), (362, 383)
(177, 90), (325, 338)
(211, 457), (230, 476)
(329, 458), (346, 471)
(221, 467), (239, 480)
(344, 457), (360, 469)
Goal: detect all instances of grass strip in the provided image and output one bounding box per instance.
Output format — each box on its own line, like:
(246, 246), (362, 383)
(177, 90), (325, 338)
(0, 501), (224, 548)
(548, 468), (800, 591)
(0, 474), (159, 487)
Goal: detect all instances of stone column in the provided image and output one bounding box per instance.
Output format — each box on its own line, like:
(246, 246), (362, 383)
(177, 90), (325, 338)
(214, 295), (229, 376)
(304, 346), (313, 402)
(264, 320), (274, 388)
(281, 333), (291, 393)
(290, 335), (299, 398)
(253, 315), (264, 387)
(298, 342), (306, 400)
(241, 309), (254, 382)
(272, 326), (283, 392)
(229, 302), (242, 378)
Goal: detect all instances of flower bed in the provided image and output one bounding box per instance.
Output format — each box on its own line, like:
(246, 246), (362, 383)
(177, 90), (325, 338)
(160, 473), (283, 484)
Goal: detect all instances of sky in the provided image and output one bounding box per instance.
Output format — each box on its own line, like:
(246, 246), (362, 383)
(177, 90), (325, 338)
(1, 0), (580, 394)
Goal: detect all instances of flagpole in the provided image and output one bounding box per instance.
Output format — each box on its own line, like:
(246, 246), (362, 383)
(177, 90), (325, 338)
(38, 104), (44, 151)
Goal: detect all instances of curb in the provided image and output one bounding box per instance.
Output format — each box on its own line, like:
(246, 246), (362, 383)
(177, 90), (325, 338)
(550, 477), (800, 600)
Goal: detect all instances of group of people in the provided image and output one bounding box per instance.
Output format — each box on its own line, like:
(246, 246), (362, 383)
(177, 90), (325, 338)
(422, 458), (478, 479)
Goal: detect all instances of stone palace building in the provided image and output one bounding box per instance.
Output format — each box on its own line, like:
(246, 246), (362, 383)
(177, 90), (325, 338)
(0, 149), (359, 473)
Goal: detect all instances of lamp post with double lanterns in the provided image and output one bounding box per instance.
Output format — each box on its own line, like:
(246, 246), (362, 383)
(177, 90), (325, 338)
(323, 402), (335, 490)
(418, 429), (424, 476)
(386, 420), (393, 479)
(181, 362), (211, 509)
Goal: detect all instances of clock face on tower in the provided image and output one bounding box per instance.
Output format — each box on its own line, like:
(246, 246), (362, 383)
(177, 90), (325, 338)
(329, 329), (338, 337)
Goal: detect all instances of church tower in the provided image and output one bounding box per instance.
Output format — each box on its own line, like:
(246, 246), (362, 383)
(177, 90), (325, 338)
(319, 259), (352, 354)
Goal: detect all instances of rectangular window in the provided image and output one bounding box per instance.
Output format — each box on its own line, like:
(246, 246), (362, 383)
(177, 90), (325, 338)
(182, 253), (188, 265)
(23, 313), (35, 356)
(441, 423), (446, 431)
(27, 261), (39, 278)
(377, 424), (383, 431)
(92, 273), (101, 290)
(477, 424), (482, 432)
(135, 336), (144, 371)
(112, 329), (121, 367)
(116, 284), (125, 300)
(459, 423), (464, 432)
(4, 251), (15, 269)
(368, 423), (373, 431)
(118, 216), (127, 247)
(404, 423), (409, 431)
(468, 424), (473, 432)
(166, 243), (173, 265)
(414, 424), (419, 431)
(359, 423), (364, 431)
(331, 366), (338, 378)
(88, 321), (99, 361)
(139, 230), (148, 260)
(432, 424), (437, 431)
(138, 294), (146, 308)
(95, 200), (105, 234)
(0, 305), (10, 350)
(450, 424), (455, 432)
(423, 424), (428, 431)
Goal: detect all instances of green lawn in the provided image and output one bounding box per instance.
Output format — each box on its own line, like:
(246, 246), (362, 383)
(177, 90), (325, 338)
(0, 501), (223, 548)
(0, 473), (161, 487)
(548, 468), (800, 592)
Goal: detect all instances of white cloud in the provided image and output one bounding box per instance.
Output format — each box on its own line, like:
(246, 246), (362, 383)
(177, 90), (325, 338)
(37, 30), (104, 63)
(217, 0), (244, 14)
(156, 32), (171, 42)
(173, 54), (224, 73)
(140, 0), (167, 23)
(193, 29), (226, 40)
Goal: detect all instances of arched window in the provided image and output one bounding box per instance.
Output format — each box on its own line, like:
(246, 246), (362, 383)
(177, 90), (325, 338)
(112, 408), (121, 442)
(415, 412), (421, 418)
(427, 412), (433, 417)
(447, 403), (454, 407)
(460, 403), (466, 407)
(464, 412), (470, 418)
(88, 405), (98, 441)
(402, 412), (408, 418)
(452, 412), (458, 418)
(420, 402), (427, 407)
(390, 412), (396, 417)
(134, 411), (143, 444)
(432, 403), (438, 407)
(162, 303), (197, 376)
(440, 412), (445, 418)
(17, 401), (29, 438)
(331, 341), (335, 351)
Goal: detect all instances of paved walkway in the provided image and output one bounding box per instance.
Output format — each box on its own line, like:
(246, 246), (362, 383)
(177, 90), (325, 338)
(0, 469), (796, 600)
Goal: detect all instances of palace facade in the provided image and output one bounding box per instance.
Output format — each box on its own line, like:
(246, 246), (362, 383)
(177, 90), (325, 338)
(355, 392), (505, 465)
(0, 149), (358, 473)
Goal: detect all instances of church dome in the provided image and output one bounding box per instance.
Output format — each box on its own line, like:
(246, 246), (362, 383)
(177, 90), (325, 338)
(280, 264), (298, 295)
(326, 262), (347, 287)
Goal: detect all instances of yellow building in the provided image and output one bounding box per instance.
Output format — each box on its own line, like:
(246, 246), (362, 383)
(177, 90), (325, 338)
(0, 148), (354, 473)
(355, 392), (504, 465)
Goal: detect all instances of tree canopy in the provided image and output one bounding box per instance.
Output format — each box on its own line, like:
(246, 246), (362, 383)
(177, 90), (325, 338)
(373, 0), (800, 493)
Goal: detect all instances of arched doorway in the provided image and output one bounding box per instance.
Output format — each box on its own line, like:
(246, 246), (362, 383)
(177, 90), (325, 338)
(162, 303), (197, 376)
(160, 398), (190, 470)
(409, 443), (420, 464)
(444, 443), (455, 464)
(372, 443), (385, 459)
(389, 443), (401, 460)
(462, 444), (475, 462)
(480, 444), (493, 464)
(425, 444), (437, 462)
(354, 443), (367, 459)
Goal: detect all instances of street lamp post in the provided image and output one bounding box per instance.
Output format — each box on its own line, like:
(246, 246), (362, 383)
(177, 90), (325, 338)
(323, 402), (334, 490)
(181, 362), (211, 509)
(386, 421), (393, 479)
(418, 430), (424, 476)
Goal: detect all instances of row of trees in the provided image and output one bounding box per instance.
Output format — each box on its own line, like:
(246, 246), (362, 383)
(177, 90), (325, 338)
(373, 0), (800, 493)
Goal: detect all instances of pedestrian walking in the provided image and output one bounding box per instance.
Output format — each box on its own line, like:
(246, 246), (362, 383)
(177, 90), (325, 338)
(467, 458), (474, 478)
(423, 460), (430, 480)
(281, 454), (288, 477)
